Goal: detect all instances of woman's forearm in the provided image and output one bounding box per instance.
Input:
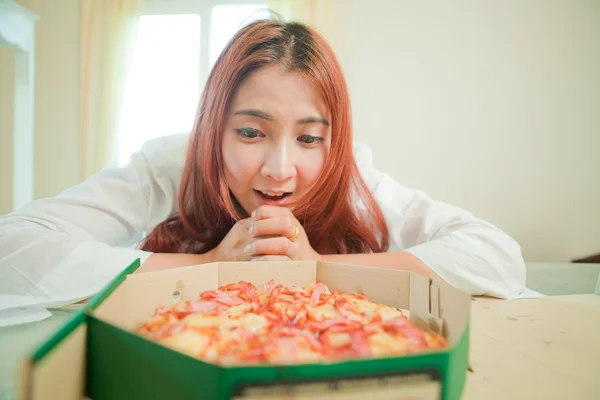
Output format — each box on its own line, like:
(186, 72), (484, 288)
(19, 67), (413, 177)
(137, 252), (214, 273)
(138, 251), (441, 282)
(320, 251), (441, 280)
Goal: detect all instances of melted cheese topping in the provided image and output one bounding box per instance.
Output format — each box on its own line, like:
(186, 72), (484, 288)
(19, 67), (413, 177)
(137, 280), (447, 366)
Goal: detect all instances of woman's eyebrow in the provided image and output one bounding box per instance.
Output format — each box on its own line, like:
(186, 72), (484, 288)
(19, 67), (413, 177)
(296, 117), (329, 126)
(234, 109), (329, 126)
(234, 109), (273, 121)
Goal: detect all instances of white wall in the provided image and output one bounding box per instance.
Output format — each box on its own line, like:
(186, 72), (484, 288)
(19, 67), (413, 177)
(0, 0), (82, 212)
(319, 0), (600, 262)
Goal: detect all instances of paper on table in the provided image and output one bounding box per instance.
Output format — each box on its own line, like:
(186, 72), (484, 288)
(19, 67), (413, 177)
(518, 288), (544, 298)
(0, 307), (52, 327)
(0, 294), (89, 327)
(0, 294), (79, 312)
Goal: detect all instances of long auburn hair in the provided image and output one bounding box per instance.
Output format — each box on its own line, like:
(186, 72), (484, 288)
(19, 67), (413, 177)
(141, 19), (389, 255)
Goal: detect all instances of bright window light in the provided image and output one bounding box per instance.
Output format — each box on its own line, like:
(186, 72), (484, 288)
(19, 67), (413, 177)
(118, 4), (267, 167)
(210, 4), (271, 66)
(118, 14), (201, 166)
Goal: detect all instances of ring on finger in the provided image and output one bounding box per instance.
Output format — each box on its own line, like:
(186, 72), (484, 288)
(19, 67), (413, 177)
(288, 224), (300, 242)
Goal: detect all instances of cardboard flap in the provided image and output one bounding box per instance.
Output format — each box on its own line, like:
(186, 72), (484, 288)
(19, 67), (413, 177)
(97, 261), (219, 330)
(21, 310), (87, 400)
(436, 278), (470, 343)
(317, 262), (411, 309)
(410, 274), (470, 344)
(219, 261), (317, 287)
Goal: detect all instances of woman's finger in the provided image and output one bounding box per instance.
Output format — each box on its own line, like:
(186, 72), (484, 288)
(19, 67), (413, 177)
(236, 217), (257, 229)
(251, 255), (291, 262)
(251, 205), (292, 220)
(245, 237), (292, 256)
(249, 215), (297, 238)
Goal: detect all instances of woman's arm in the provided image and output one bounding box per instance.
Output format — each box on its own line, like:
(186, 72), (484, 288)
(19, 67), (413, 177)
(0, 135), (188, 320)
(352, 141), (525, 299)
(321, 251), (442, 280)
(369, 171), (526, 299)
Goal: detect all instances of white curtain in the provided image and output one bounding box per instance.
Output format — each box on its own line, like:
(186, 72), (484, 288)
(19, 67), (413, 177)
(81, 0), (146, 178)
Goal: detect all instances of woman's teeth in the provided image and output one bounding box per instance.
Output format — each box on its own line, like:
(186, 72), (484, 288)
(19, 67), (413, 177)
(256, 190), (290, 200)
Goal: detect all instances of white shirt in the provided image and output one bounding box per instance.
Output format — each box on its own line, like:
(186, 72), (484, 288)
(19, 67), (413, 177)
(0, 133), (526, 326)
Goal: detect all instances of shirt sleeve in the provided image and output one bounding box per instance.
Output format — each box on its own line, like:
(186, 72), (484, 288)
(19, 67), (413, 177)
(0, 148), (162, 319)
(351, 139), (526, 299)
(371, 170), (526, 299)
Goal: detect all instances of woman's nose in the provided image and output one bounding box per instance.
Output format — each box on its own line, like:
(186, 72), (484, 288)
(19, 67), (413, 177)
(260, 140), (296, 181)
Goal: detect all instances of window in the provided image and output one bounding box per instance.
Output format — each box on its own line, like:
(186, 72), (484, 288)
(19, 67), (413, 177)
(118, 1), (268, 166)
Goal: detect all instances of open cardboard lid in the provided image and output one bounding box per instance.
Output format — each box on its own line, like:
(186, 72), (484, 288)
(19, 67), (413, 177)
(19, 259), (142, 400)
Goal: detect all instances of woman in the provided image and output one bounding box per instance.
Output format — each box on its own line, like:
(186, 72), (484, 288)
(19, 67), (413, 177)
(0, 20), (525, 324)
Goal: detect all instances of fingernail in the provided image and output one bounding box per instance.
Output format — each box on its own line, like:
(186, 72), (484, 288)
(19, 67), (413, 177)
(244, 244), (254, 254)
(248, 224), (255, 235)
(251, 209), (258, 218)
(251, 257), (263, 262)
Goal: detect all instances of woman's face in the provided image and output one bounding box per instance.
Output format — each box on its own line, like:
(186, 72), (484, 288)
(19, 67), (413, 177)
(222, 65), (331, 216)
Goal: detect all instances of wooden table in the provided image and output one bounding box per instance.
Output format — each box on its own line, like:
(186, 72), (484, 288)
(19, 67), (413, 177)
(464, 294), (600, 399)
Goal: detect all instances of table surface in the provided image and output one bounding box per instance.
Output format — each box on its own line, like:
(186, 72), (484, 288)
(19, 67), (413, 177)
(1, 262), (599, 399)
(464, 294), (600, 400)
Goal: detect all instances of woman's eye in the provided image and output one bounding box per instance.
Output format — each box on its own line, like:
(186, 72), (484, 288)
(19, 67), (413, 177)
(298, 135), (323, 145)
(235, 128), (262, 139)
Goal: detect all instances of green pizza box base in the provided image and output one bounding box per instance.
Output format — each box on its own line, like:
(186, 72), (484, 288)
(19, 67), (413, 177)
(22, 260), (471, 400)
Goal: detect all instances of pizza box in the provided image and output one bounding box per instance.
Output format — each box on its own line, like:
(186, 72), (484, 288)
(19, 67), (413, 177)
(20, 259), (471, 400)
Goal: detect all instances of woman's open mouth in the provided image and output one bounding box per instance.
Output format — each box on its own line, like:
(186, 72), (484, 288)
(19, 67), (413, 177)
(254, 190), (292, 205)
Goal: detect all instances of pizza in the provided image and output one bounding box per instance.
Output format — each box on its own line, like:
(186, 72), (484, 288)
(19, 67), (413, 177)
(137, 280), (447, 366)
